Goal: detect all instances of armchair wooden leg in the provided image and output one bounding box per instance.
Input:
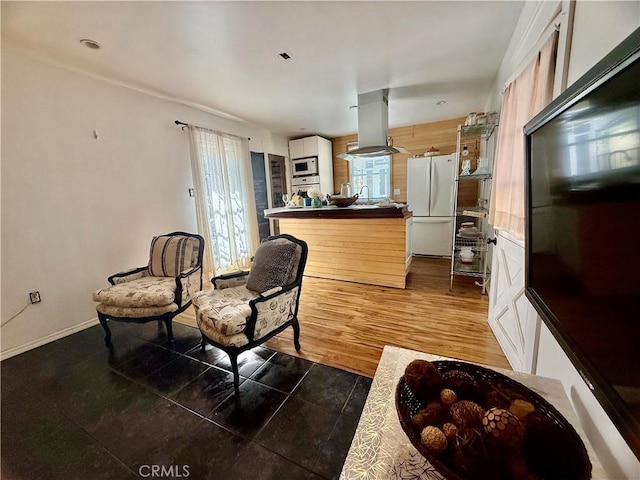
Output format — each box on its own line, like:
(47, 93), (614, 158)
(229, 353), (240, 396)
(98, 313), (112, 346)
(200, 334), (207, 351)
(163, 317), (174, 343)
(292, 317), (301, 352)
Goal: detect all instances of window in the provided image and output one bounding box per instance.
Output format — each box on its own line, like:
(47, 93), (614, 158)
(349, 151), (391, 200)
(188, 126), (258, 277)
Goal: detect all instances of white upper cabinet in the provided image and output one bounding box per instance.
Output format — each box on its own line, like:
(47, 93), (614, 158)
(302, 136), (318, 157)
(289, 138), (305, 159)
(289, 136), (320, 159)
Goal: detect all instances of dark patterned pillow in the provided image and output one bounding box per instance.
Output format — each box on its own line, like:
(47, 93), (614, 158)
(246, 239), (297, 293)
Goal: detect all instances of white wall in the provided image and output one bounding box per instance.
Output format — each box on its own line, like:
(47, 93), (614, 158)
(536, 324), (639, 478)
(486, 1), (640, 477)
(0, 43), (289, 357)
(484, 0), (562, 112)
(566, 1), (640, 86)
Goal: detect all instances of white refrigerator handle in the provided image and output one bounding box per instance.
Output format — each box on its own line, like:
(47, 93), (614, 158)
(431, 161), (438, 207)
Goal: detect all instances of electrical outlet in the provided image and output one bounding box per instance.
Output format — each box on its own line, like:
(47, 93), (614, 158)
(188, 188), (194, 197)
(29, 291), (41, 304)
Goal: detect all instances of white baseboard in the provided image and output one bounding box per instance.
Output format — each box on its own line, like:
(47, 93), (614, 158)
(0, 317), (100, 361)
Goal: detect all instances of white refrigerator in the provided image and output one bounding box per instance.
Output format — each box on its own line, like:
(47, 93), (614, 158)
(407, 154), (456, 256)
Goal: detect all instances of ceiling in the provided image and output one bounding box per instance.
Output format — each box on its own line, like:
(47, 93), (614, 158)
(2, 1), (524, 139)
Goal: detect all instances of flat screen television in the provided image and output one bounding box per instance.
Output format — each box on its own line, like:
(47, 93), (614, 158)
(525, 27), (640, 460)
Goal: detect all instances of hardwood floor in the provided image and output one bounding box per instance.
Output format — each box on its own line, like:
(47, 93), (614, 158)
(175, 256), (510, 378)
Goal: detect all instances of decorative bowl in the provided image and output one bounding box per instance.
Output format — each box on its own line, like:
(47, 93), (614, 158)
(396, 360), (592, 480)
(326, 194), (359, 207)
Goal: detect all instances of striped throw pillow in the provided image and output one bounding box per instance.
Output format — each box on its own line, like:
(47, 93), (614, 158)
(148, 235), (196, 277)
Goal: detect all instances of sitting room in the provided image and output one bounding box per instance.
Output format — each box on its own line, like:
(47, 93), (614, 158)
(2, 2), (639, 479)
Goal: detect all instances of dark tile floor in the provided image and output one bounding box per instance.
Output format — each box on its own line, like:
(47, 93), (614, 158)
(1, 321), (372, 480)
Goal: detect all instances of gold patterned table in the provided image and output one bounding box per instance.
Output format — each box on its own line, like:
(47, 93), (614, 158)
(340, 346), (605, 479)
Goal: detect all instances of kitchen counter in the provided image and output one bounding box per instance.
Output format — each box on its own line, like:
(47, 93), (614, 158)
(265, 204), (413, 288)
(264, 203), (411, 219)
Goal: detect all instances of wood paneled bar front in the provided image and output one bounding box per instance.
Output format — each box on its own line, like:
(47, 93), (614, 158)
(264, 205), (413, 288)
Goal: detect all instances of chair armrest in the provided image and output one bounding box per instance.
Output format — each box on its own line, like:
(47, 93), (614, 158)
(108, 266), (148, 285)
(245, 284), (301, 342)
(177, 266), (203, 307)
(178, 264), (202, 279)
(213, 270), (249, 290)
(259, 286), (282, 298)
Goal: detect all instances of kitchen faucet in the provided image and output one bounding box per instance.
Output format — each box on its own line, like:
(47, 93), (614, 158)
(359, 185), (371, 204)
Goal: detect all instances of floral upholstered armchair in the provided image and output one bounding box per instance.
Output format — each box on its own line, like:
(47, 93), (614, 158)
(93, 232), (204, 345)
(191, 234), (308, 394)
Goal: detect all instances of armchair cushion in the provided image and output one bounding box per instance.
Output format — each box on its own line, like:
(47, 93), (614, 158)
(93, 277), (176, 308)
(246, 238), (297, 293)
(197, 322), (250, 348)
(148, 235), (199, 277)
(192, 286), (257, 336)
(96, 303), (178, 318)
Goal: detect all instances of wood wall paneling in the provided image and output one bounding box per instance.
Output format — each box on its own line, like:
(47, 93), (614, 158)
(280, 217), (409, 288)
(331, 134), (357, 195)
(331, 117), (466, 203)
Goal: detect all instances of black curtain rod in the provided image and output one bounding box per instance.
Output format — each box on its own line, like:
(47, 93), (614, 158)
(174, 120), (250, 141)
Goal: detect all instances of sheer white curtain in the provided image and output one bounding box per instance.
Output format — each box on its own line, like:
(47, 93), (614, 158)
(489, 30), (559, 239)
(188, 126), (259, 278)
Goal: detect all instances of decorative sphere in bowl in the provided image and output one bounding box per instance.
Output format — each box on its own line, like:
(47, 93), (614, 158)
(395, 360), (592, 480)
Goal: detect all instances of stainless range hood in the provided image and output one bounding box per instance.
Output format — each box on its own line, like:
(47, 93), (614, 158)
(337, 89), (410, 161)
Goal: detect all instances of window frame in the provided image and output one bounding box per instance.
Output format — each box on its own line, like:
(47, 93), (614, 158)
(347, 143), (392, 201)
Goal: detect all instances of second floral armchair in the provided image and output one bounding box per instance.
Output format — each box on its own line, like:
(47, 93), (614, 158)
(191, 234), (308, 395)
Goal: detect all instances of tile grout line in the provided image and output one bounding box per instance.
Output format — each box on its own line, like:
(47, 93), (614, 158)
(251, 366), (350, 479)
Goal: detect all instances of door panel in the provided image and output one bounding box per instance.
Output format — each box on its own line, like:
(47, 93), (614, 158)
(411, 217), (453, 256)
(302, 136), (318, 157)
(430, 155), (456, 217)
(488, 231), (540, 373)
(289, 139), (304, 159)
(407, 157), (430, 217)
(251, 152), (270, 241)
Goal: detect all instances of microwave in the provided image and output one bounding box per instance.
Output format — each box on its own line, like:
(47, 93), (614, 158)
(292, 156), (318, 177)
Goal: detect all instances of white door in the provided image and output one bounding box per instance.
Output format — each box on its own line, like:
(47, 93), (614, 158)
(488, 230), (540, 373)
(407, 157), (430, 217)
(430, 155), (456, 217)
(411, 217), (453, 256)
